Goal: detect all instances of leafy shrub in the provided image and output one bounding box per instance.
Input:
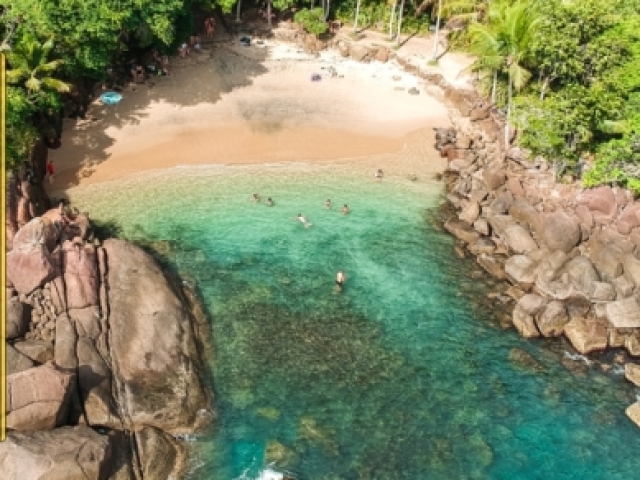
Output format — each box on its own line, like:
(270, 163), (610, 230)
(294, 8), (328, 36)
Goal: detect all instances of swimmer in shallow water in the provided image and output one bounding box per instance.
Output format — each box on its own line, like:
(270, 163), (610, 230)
(266, 197), (274, 207)
(251, 193), (260, 202)
(325, 199), (332, 209)
(374, 168), (383, 182)
(297, 213), (312, 228)
(335, 270), (346, 291)
(341, 204), (350, 215)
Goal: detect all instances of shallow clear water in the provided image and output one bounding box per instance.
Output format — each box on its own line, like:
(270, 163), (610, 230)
(69, 163), (640, 480)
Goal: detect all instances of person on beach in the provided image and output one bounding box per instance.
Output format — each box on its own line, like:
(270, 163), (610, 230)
(341, 204), (350, 215)
(336, 270), (346, 289)
(179, 42), (190, 57)
(298, 214), (312, 228)
(129, 60), (145, 83)
(192, 35), (202, 53)
(251, 193), (260, 202)
(46, 160), (55, 184)
(325, 199), (332, 209)
(205, 17), (215, 38)
(266, 197), (274, 206)
(374, 168), (383, 182)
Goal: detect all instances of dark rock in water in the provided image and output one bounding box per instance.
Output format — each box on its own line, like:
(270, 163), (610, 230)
(509, 347), (545, 373)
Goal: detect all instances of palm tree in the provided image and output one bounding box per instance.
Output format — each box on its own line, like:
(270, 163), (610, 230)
(388, 0), (398, 39)
(468, 1), (540, 144)
(6, 37), (71, 99)
(353, 0), (363, 34)
(395, 0), (406, 45)
(431, 0), (443, 60)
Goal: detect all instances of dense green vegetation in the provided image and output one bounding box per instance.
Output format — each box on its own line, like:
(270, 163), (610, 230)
(2, 0), (639, 194)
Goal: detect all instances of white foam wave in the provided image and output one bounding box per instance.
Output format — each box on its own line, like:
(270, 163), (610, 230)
(563, 351), (592, 366)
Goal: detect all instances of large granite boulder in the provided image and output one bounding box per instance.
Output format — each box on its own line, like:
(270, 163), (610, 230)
(482, 169), (507, 191)
(536, 300), (569, 337)
(562, 256), (600, 297)
(444, 219), (480, 245)
(136, 426), (186, 480)
(7, 363), (74, 430)
(512, 294), (544, 338)
(0, 426), (115, 480)
(63, 242), (100, 309)
(77, 336), (120, 428)
(54, 313), (78, 372)
(539, 211), (581, 253)
(606, 297), (640, 329)
(103, 239), (208, 433)
(459, 201), (480, 225)
(622, 253), (640, 288)
(7, 244), (56, 296)
(617, 203), (640, 235)
(563, 317), (608, 354)
(505, 255), (538, 286)
(13, 339), (54, 364)
(626, 402), (640, 429)
(7, 296), (30, 339)
(579, 186), (618, 224)
(508, 198), (541, 230)
(625, 363), (640, 387)
(7, 343), (35, 375)
(502, 224), (538, 254)
(477, 254), (507, 279)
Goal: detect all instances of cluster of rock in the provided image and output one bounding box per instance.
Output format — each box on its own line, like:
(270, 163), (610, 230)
(4, 152), (212, 479)
(432, 111), (640, 427)
(272, 21), (393, 63)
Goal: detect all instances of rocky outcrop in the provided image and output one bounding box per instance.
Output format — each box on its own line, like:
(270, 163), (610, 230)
(626, 403), (640, 429)
(7, 363), (74, 431)
(563, 317), (609, 354)
(625, 363), (640, 387)
(3, 206), (212, 477)
(0, 426), (116, 480)
(104, 239), (209, 433)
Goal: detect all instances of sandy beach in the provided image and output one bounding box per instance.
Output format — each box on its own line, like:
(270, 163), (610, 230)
(49, 36), (470, 194)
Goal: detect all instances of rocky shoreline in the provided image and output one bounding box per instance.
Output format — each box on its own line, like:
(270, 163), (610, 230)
(4, 143), (213, 478)
(270, 20), (640, 427)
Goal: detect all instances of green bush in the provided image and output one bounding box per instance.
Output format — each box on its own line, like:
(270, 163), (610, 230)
(294, 8), (328, 36)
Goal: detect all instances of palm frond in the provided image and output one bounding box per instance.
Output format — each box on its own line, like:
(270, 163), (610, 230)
(41, 78), (71, 93)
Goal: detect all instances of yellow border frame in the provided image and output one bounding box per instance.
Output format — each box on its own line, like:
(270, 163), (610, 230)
(1, 52), (6, 441)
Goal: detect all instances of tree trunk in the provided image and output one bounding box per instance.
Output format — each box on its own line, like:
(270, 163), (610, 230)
(236, 0), (242, 22)
(354, 0), (362, 33)
(311, 0), (315, 8)
(540, 76), (548, 101)
(431, 0), (442, 60)
(396, 0), (406, 45)
(267, 0), (272, 27)
(491, 70), (497, 104)
(505, 71), (512, 146)
(389, 0), (398, 39)
(325, 0), (331, 20)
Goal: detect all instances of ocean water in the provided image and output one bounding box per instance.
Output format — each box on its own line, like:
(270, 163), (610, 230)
(67, 161), (640, 480)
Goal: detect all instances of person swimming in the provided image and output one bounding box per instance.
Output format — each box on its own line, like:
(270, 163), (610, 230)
(251, 193), (260, 202)
(297, 214), (312, 227)
(341, 204), (350, 215)
(374, 169), (383, 182)
(325, 199), (332, 209)
(266, 197), (274, 206)
(336, 270), (346, 288)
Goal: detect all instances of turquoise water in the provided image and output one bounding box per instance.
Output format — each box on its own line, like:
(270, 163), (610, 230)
(69, 163), (640, 480)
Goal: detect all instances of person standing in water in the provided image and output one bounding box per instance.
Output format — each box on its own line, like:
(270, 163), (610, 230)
(341, 204), (350, 215)
(336, 270), (346, 290)
(251, 193), (260, 202)
(374, 168), (383, 182)
(325, 199), (332, 209)
(266, 197), (274, 206)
